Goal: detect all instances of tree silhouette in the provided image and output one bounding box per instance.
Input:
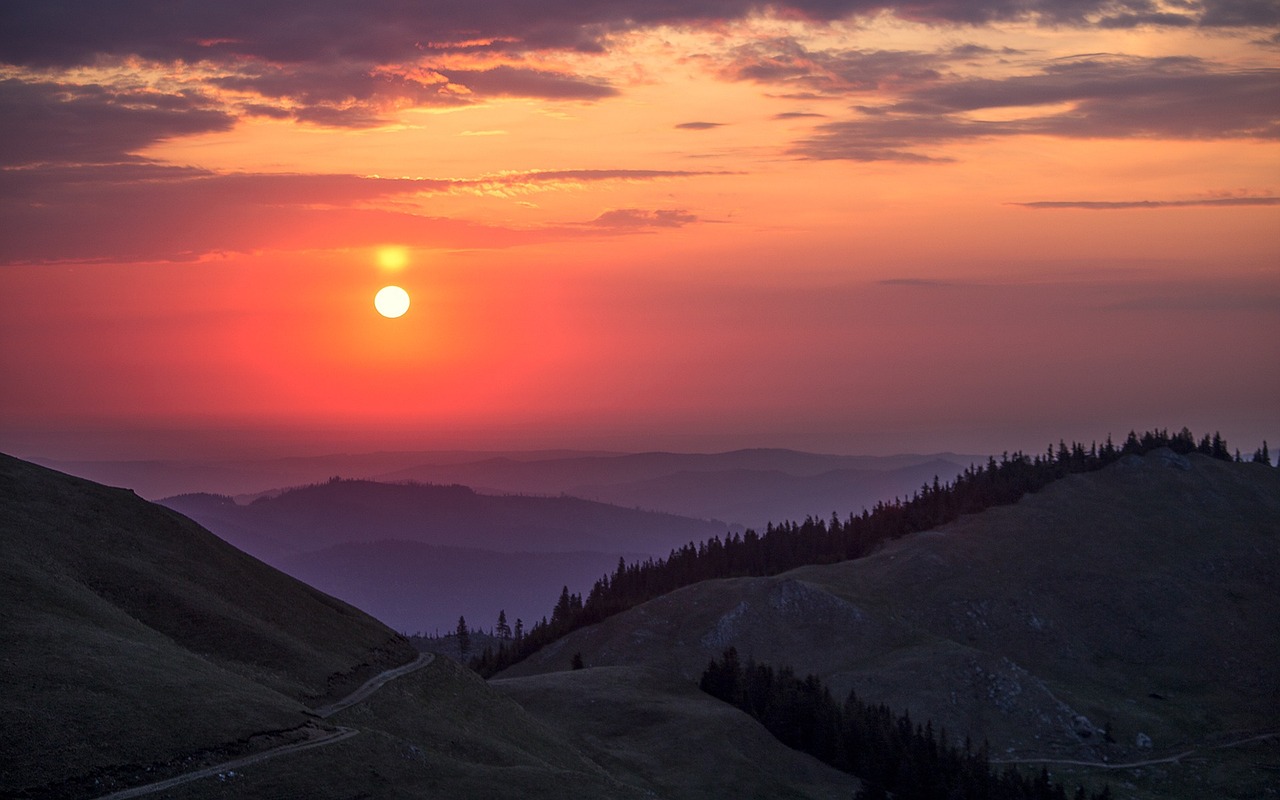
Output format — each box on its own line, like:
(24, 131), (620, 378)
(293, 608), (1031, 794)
(455, 615), (471, 661)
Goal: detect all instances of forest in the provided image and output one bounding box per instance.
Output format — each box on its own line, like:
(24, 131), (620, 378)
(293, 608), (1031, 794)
(699, 647), (1113, 800)
(469, 429), (1271, 676)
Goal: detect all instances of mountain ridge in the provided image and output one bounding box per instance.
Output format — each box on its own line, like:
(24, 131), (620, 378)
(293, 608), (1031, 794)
(495, 450), (1280, 797)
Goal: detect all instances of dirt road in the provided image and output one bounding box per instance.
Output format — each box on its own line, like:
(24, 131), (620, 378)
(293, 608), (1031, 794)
(990, 730), (1278, 771)
(90, 651), (435, 800)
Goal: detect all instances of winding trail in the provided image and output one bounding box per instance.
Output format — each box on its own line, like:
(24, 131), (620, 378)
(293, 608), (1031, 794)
(990, 730), (1279, 771)
(91, 652), (435, 800)
(314, 651), (434, 718)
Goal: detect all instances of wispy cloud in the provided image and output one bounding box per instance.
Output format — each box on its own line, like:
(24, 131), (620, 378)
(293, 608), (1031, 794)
(1014, 196), (1280, 210)
(585, 209), (699, 229)
(0, 165), (723, 264)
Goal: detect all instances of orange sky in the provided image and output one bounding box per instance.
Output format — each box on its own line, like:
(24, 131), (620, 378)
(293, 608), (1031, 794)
(1, 3), (1277, 458)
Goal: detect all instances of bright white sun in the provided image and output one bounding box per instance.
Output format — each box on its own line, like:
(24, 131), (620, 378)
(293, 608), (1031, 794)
(374, 285), (410, 318)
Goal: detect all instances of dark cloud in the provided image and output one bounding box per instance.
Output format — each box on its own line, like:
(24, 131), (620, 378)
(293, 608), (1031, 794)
(791, 55), (1280, 161)
(676, 121), (725, 129)
(1, 2), (1274, 140)
(1200, 0), (1280, 27)
(724, 38), (945, 96)
(0, 79), (234, 166)
(444, 66), (617, 100)
(773, 111), (828, 119)
(1014, 196), (1280, 209)
(208, 61), (611, 125)
(3, 1), (1274, 74)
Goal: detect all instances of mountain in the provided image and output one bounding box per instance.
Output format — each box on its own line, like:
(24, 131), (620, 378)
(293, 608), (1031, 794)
(161, 480), (727, 633)
(277, 540), (649, 635)
(374, 449), (978, 528)
(28, 449), (618, 501)
(0, 453), (858, 799)
(572, 459), (967, 530)
(162, 480), (724, 556)
(498, 450), (1280, 799)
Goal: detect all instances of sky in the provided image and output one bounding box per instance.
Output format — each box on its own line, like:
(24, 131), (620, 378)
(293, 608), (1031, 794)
(1, 1), (1278, 461)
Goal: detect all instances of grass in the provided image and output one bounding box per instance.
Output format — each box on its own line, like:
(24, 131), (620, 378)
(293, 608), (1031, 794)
(494, 665), (858, 800)
(498, 452), (1280, 796)
(0, 453), (415, 796)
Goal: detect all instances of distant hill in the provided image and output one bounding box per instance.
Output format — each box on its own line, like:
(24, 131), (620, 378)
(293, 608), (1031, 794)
(0, 453), (858, 799)
(572, 460), (967, 530)
(162, 479), (724, 556)
(278, 540), (650, 635)
(161, 480), (727, 632)
(33, 448), (980, 531)
(28, 449), (617, 501)
(499, 450), (1280, 799)
(374, 449), (978, 529)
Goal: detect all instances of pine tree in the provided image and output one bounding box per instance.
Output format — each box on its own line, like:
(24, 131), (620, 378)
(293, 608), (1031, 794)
(455, 615), (471, 661)
(496, 609), (512, 640)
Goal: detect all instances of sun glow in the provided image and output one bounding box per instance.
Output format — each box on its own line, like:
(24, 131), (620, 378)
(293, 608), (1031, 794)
(377, 246), (409, 271)
(374, 285), (411, 318)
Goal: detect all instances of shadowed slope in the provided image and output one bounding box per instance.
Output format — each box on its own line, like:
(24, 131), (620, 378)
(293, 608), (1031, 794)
(494, 666), (858, 800)
(0, 453), (414, 796)
(2, 453), (871, 800)
(499, 451), (1280, 788)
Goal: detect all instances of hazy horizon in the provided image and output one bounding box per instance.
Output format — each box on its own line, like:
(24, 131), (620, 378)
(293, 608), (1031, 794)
(7, 418), (1276, 465)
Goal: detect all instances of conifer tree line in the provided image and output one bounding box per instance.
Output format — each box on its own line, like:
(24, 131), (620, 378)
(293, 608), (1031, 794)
(699, 648), (1113, 800)
(470, 428), (1269, 676)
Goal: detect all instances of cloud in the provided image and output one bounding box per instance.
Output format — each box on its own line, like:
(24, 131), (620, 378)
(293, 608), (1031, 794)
(877, 277), (962, 286)
(773, 111), (828, 119)
(790, 55), (1280, 161)
(444, 66), (617, 100)
(586, 209), (699, 229)
(4, 2), (1274, 74)
(723, 38), (946, 96)
(0, 164), (719, 263)
(1013, 196), (1280, 209)
(675, 121), (725, 130)
(0, 79), (234, 166)
(3, 3), (1275, 138)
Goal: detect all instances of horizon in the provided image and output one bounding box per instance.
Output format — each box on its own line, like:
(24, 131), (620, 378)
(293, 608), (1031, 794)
(7, 421), (1274, 465)
(1, 3), (1277, 464)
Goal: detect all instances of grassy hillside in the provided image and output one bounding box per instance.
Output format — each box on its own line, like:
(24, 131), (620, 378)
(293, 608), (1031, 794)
(0, 452), (888, 799)
(493, 666), (858, 800)
(0, 453), (415, 796)
(498, 451), (1280, 798)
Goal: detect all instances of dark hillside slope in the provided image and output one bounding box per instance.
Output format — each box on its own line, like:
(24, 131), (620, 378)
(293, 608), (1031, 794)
(493, 666), (858, 800)
(501, 451), (1280, 780)
(0, 453), (415, 797)
(1, 453), (862, 800)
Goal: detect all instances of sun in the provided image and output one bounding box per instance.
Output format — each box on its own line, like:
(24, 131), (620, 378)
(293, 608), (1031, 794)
(374, 285), (410, 318)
